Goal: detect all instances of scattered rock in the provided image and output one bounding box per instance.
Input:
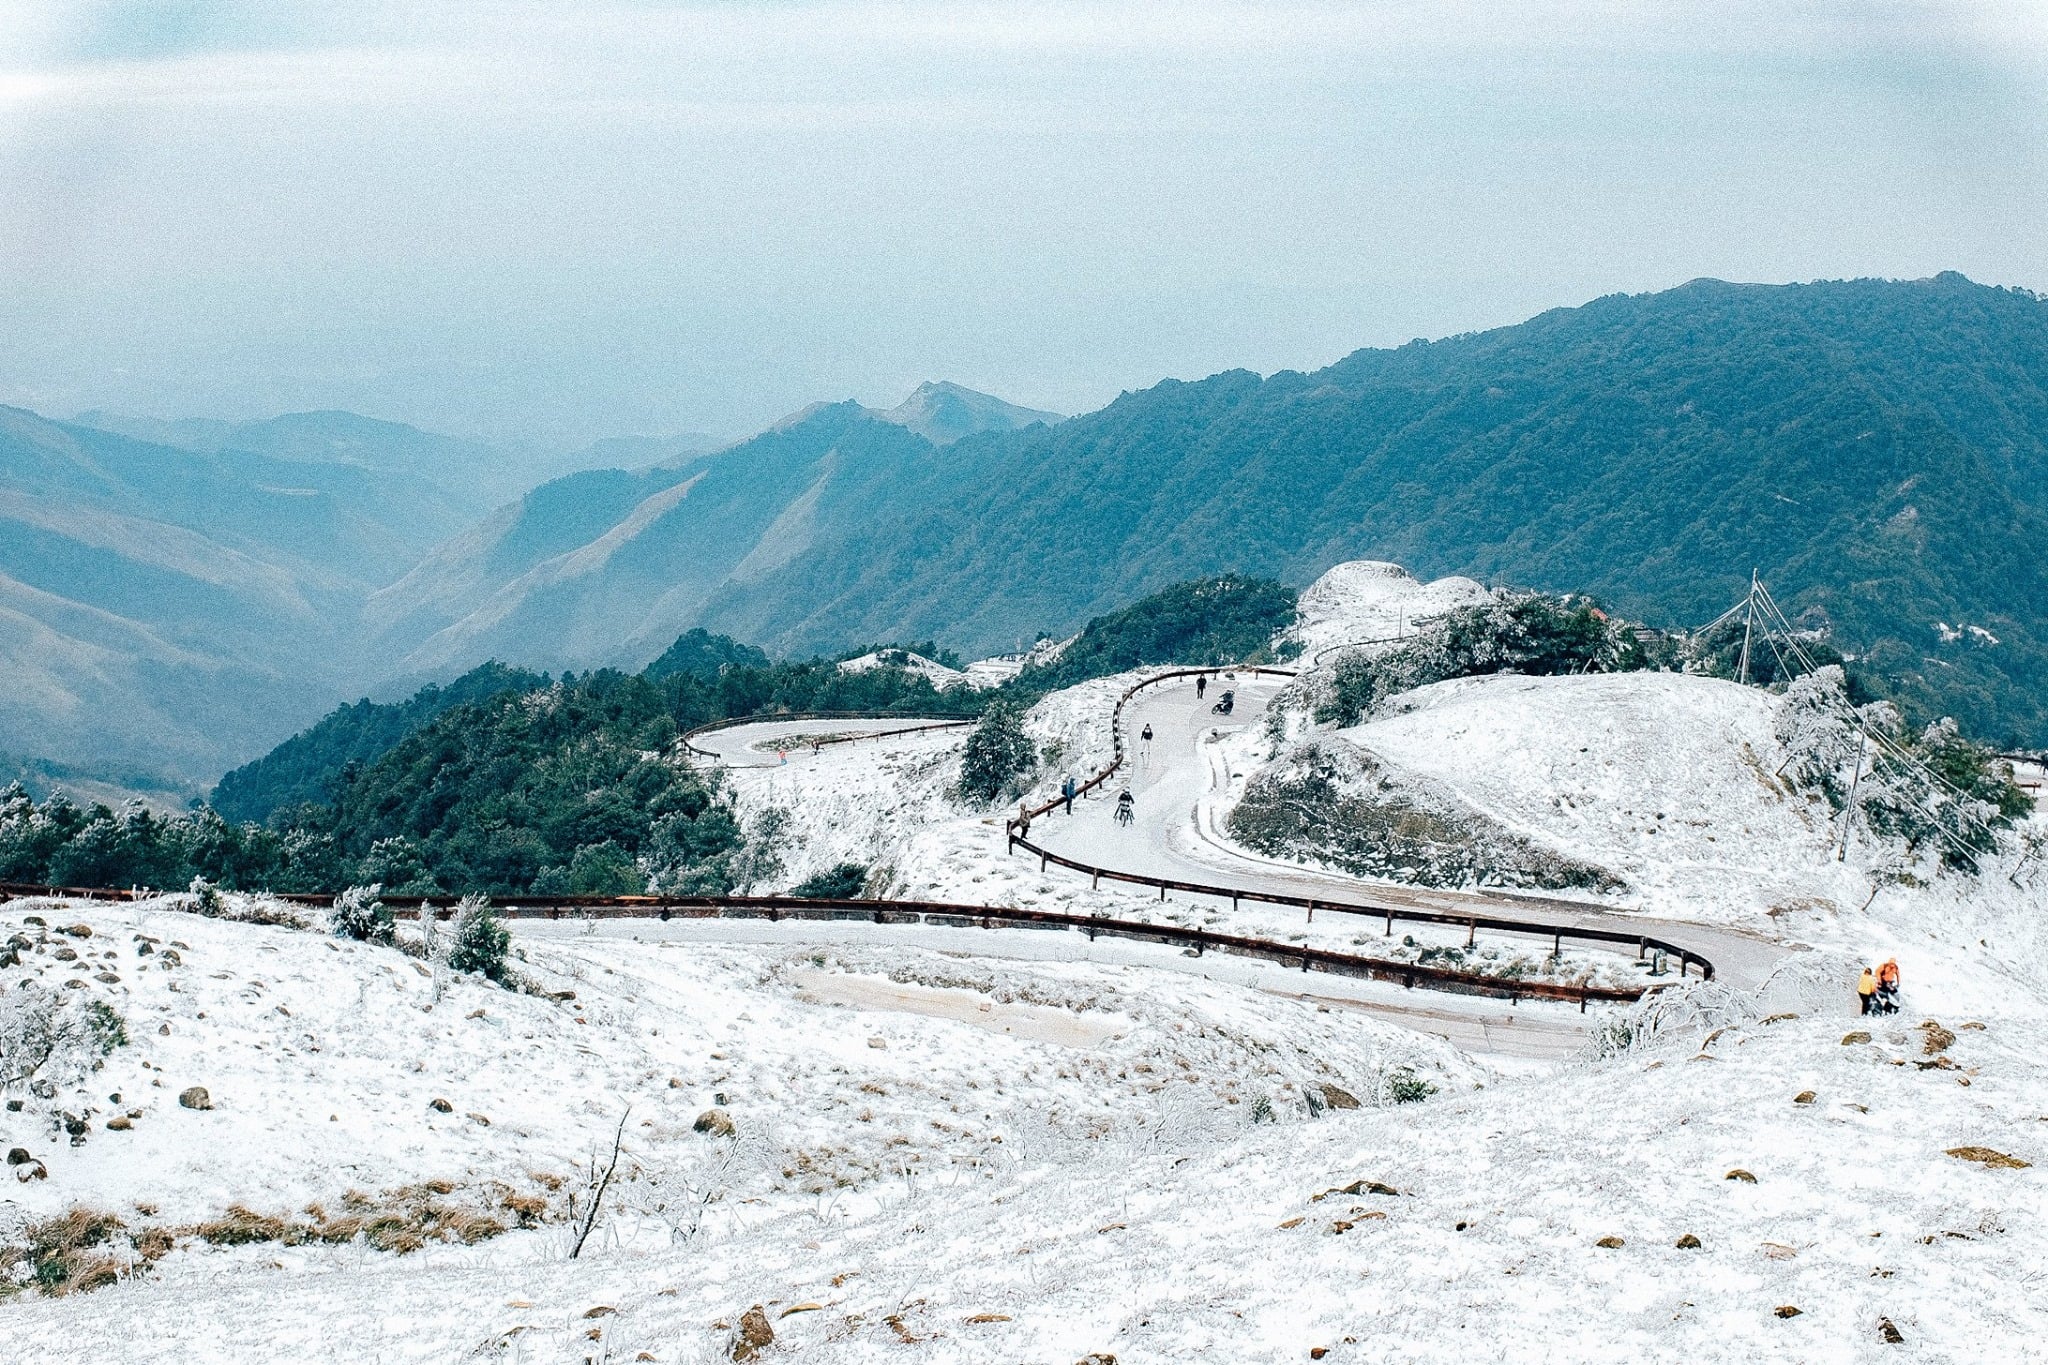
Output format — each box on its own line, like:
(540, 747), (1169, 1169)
(964, 1313), (1012, 1323)
(731, 1305), (774, 1361)
(1316, 1179), (1400, 1200)
(1959, 1021), (1986, 1032)
(429, 1098), (454, 1113)
(13, 1159), (48, 1182)
(1675, 1233), (1702, 1249)
(158, 1023), (171, 1036)
(1920, 1021), (1957, 1055)
(178, 1086), (213, 1111)
(1725, 1169), (1757, 1183)
(1774, 1306), (1802, 1319)
(694, 1108), (736, 1138)
(106, 1117), (132, 1131)
(95, 972), (121, 985)
(1760, 1012), (1798, 1024)
(1793, 1091), (1816, 1105)
(53, 946), (78, 962)
(1076, 1355), (1118, 1365)
(779, 1303), (823, 1318)
(1842, 1032), (1871, 1045)
(1319, 1084), (1361, 1111)
(669, 1077), (683, 1089)
(6, 1147), (31, 1165)
(137, 942), (154, 956)
(466, 1008), (486, 1019)
(1311, 1350), (1330, 1361)
(59, 923), (92, 938)
(583, 1306), (615, 1319)
(3, 1099), (20, 1111)
(868, 1036), (887, 1049)
(1595, 1236), (1625, 1248)
(467, 1112), (491, 1126)
(1277, 1217), (1305, 1229)
(1946, 1146), (2029, 1169)
(1878, 1317), (1905, 1344)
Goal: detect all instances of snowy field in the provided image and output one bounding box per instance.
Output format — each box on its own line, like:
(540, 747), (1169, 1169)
(7, 557), (2047, 1358)
(4, 896), (2045, 1362)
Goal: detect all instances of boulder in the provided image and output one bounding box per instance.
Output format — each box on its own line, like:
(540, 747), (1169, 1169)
(1725, 1169), (1757, 1183)
(694, 1108), (736, 1138)
(5, 1147), (31, 1165)
(1946, 1146), (2029, 1169)
(1595, 1236), (1625, 1248)
(1675, 1233), (1702, 1249)
(429, 1097), (454, 1113)
(178, 1086), (213, 1111)
(1319, 1084), (1361, 1111)
(732, 1305), (774, 1361)
(1841, 1031), (1871, 1045)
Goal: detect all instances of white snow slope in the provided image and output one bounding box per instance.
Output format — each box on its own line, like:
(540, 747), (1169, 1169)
(1289, 561), (1489, 660)
(5, 898), (2046, 1362)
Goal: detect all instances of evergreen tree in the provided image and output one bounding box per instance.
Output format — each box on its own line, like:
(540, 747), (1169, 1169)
(957, 700), (1036, 805)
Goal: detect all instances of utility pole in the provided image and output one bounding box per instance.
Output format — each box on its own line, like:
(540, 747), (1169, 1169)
(1736, 569), (1757, 686)
(1835, 729), (1867, 862)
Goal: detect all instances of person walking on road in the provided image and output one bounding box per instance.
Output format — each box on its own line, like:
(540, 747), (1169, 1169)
(1857, 967), (1877, 1016)
(1140, 722), (1154, 753)
(1115, 787), (1135, 827)
(1196, 675), (1207, 701)
(1061, 775), (1077, 815)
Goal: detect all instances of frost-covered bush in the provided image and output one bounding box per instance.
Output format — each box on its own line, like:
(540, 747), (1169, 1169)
(329, 884), (395, 945)
(789, 863), (870, 899)
(447, 895), (510, 983)
(186, 877), (226, 918)
(1227, 740), (1622, 891)
(956, 699), (1036, 806)
(1, 986), (125, 1089)
(1772, 666), (2031, 870)
(1314, 590), (1651, 726)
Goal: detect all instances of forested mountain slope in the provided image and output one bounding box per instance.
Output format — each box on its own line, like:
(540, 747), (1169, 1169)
(689, 274), (2048, 743)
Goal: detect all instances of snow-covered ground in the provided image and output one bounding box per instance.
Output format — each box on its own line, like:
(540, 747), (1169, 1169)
(10, 557), (2047, 1357)
(1289, 560), (1489, 660)
(836, 651), (976, 691)
(6, 896), (2045, 1362)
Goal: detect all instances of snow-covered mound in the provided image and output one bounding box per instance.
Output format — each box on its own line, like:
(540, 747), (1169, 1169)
(834, 649), (973, 690)
(1290, 560), (1489, 660)
(1330, 671), (1869, 919)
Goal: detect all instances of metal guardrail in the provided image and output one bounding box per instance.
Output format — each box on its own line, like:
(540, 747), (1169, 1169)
(1002, 664), (1713, 988)
(0, 664), (1711, 1008)
(0, 883), (1646, 1009)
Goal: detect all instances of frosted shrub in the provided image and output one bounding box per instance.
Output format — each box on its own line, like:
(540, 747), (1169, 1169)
(329, 884), (395, 945)
(447, 895), (511, 983)
(1, 986), (124, 1090)
(186, 877), (226, 918)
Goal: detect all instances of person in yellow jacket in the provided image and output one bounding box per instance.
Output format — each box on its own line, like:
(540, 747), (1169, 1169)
(1857, 968), (1878, 1016)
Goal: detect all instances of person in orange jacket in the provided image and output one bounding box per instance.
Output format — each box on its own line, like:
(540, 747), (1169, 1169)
(1875, 958), (1901, 1014)
(1857, 968), (1878, 1016)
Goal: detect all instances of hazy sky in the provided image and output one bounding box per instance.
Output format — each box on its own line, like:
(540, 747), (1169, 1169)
(2, 1), (2044, 446)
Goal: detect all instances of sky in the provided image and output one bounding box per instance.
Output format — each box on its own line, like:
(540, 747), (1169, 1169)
(1, 1), (2044, 448)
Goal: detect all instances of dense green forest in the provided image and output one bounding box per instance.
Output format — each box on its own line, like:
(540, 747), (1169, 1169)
(211, 663), (550, 823)
(1016, 575), (1297, 690)
(598, 274), (2047, 746)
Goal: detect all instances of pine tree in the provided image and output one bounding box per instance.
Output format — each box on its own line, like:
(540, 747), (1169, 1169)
(956, 700), (1036, 805)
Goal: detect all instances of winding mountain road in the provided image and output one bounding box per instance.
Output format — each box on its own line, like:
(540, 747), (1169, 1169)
(1026, 675), (1790, 992)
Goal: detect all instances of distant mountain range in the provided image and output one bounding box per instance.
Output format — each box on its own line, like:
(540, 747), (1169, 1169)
(367, 276), (2048, 746)
(11, 279), (2048, 792)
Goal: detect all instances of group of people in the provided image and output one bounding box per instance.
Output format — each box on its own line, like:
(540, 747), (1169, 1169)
(1856, 958), (1902, 1015)
(1035, 671), (1238, 833)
